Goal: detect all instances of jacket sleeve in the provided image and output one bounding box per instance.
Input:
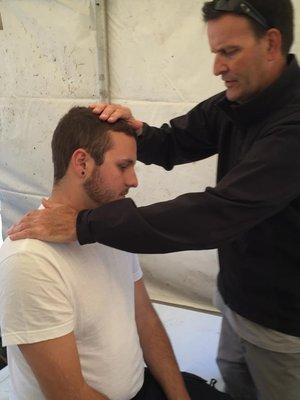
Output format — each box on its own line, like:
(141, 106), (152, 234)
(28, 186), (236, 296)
(77, 125), (300, 254)
(137, 99), (220, 170)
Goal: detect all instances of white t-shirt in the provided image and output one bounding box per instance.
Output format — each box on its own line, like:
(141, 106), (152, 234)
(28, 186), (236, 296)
(0, 237), (144, 400)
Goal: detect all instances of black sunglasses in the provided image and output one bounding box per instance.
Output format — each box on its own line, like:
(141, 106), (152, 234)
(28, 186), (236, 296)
(214, 0), (269, 29)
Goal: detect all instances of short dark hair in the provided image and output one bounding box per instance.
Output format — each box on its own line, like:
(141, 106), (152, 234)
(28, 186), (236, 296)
(202, 0), (294, 55)
(51, 106), (137, 183)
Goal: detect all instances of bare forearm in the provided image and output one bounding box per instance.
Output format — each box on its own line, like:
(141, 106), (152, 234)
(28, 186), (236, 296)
(41, 381), (109, 400)
(77, 383), (109, 400)
(19, 337), (110, 400)
(138, 312), (190, 400)
(40, 378), (109, 400)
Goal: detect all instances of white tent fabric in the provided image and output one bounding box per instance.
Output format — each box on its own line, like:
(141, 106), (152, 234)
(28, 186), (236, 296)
(0, 0), (100, 236)
(0, 0), (299, 311)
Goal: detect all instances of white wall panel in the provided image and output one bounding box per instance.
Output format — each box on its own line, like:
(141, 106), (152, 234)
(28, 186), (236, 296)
(0, 0), (99, 98)
(0, 0), (100, 236)
(107, 0), (222, 103)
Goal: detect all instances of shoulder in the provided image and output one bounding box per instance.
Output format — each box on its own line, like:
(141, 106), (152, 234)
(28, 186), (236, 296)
(0, 237), (57, 258)
(179, 91), (228, 136)
(189, 91), (226, 114)
(0, 238), (71, 282)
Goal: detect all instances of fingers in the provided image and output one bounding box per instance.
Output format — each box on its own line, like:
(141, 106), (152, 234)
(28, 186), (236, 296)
(7, 219), (36, 241)
(104, 108), (130, 123)
(89, 103), (108, 115)
(42, 198), (51, 208)
(89, 103), (107, 110)
(6, 223), (17, 235)
(97, 104), (125, 122)
(7, 217), (31, 235)
(8, 219), (51, 242)
(9, 229), (35, 241)
(89, 102), (143, 131)
(89, 102), (132, 123)
(7, 210), (41, 236)
(7, 206), (77, 243)
(42, 198), (63, 209)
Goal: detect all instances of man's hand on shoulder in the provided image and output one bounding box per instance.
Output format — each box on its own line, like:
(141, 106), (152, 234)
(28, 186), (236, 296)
(7, 199), (78, 243)
(89, 103), (144, 133)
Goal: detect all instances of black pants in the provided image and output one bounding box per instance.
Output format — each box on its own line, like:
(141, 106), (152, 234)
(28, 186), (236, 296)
(132, 369), (232, 400)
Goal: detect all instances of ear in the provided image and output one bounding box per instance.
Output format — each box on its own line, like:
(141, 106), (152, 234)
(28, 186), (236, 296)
(71, 148), (94, 179)
(265, 28), (283, 61)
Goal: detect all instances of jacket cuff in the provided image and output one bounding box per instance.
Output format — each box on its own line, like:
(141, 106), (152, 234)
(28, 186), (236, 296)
(139, 123), (150, 136)
(77, 209), (95, 245)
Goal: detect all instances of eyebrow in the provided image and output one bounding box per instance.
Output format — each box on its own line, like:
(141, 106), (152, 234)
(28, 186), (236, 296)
(118, 158), (136, 165)
(211, 45), (240, 53)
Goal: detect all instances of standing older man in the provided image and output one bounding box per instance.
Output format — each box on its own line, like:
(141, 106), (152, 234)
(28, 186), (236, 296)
(9, 1), (300, 399)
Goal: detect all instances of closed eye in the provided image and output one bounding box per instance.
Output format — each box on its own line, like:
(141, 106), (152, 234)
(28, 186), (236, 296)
(116, 158), (135, 171)
(118, 161), (134, 170)
(222, 48), (240, 57)
(118, 164), (128, 170)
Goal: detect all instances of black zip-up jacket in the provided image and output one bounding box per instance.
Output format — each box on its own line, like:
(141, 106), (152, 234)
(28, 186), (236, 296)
(77, 55), (300, 336)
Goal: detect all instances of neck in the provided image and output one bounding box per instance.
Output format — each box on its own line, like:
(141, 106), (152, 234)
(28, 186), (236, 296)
(238, 56), (288, 105)
(50, 178), (93, 211)
(269, 55), (288, 84)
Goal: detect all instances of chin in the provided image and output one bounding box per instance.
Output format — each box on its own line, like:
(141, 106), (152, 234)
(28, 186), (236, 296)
(226, 89), (240, 102)
(226, 88), (255, 104)
(103, 196), (123, 204)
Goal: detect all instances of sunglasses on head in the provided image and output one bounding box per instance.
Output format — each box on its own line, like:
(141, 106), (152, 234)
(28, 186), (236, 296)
(214, 0), (269, 29)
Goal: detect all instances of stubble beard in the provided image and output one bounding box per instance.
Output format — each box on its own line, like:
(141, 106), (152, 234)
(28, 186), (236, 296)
(83, 168), (116, 207)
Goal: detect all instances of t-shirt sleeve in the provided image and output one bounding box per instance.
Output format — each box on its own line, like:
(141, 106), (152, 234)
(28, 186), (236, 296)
(0, 252), (75, 347)
(131, 254), (143, 282)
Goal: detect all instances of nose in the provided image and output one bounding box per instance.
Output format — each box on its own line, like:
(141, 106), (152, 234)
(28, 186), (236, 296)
(127, 168), (138, 188)
(213, 54), (228, 76)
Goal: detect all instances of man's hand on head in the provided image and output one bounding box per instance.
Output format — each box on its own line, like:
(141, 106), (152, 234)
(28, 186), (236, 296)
(7, 199), (78, 243)
(89, 103), (143, 133)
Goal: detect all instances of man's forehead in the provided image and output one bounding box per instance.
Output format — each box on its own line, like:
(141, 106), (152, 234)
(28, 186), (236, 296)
(106, 130), (134, 147)
(207, 14), (256, 50)
(108, 130), (135, 141)
(104, 131), (137, 160)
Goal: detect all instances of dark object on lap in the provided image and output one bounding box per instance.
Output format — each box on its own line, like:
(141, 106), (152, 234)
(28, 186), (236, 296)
(132, 369), (232, 399)
(0, 338), (7, 370)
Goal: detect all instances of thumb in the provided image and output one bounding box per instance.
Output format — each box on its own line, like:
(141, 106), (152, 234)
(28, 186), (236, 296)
(42, 198), (63, 209)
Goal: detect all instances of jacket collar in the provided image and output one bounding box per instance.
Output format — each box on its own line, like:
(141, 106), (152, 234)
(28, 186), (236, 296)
(217, 54), (300, 126)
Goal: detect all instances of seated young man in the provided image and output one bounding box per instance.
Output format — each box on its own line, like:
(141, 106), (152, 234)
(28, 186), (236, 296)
(0, 107), (230, 400)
